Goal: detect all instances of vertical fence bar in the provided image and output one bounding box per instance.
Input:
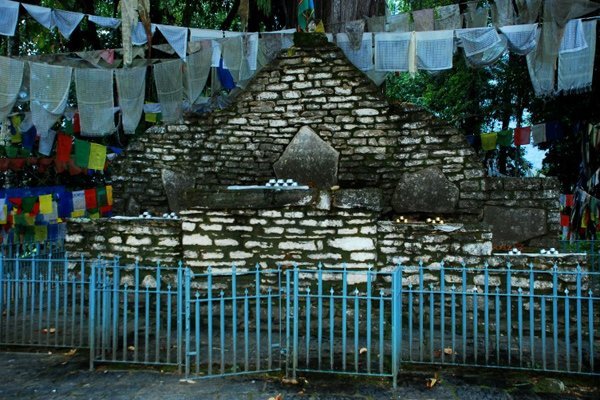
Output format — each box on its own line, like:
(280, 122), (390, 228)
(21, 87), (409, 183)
(207, 269), (213, 375)
(429, 284), (434, 362)
(155, 263), (161, 364)
(134, 260), (140, 363)
(79, 255), (85, 347)
(177, 264), (183, 373)
(408, 284), (413, 361)
(317, 265), (323, 370)
(440, 264), (446, 364)
(517, 288), (523, 367)
(220, 291), (225, 374)
(244, 288), (249, 372)
(366, 269), (372, 372)
(0, 255), (4, 342)
(379, 290), (384, 374)
(529, 264), (535, 368)
(354, 288), (359, 373)
(184, 268), (191, 378)
(306, 288), (311, 368)
(267, 287), (272, 370)
(541, 296), (547, 370)
(473, 287), (478, 363)
(588, 290), (594, 371)
(231, 265), (237, 373)
(484, 266), (489, 364)
(451, 286), (456, 364)
(292, 267), (299, 379)
(419, 264), (424, 362)
(576, 266), (582, 373)
(285, 270), (291, 377)
(552, 266), (558, 370)
(123, 284), (129, 362)
(564, 289), (570, 372)
(112, 259), (120, 362)
(506, 263), (512, 366)
(166, 284), (172, 365)
(255, 265), (261, 371)
(462, 264), (467, 364)
(330, 287), (334, 371)
(194, 292), (200, 374)
(342, 266), (347, 371)
(392, 269), (399, 388)
(89, 261), (96, 370)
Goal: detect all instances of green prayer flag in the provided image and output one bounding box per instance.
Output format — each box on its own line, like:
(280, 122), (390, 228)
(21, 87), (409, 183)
(14, 213), (26, 226)
(24, 226), (34, 242)
(497, 130), (513, 147)
(480, 132), (497, 151)
(96, 187), (108, 207)
(22, 197), (36, 214)
(64, 119), (74, 135)
(5, 146), (18, 158)
(74, 139), (91, 168)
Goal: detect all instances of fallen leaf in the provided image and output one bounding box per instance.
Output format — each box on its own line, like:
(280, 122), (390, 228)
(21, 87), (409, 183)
(127, 346), (135, 351)
(179, 379), (196, 384)
(64, 349), (77, 356)
(281, 378), (298, 385)
(267, 395), (284, 400)
(426, 378), (437, 388)
(359, 347), (368, 354)
(443, 347), (455, 355)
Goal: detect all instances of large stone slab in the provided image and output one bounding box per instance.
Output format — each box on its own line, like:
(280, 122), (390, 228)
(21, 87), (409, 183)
(162, 169), (196, 212)
(333, 189), (383, 211)
(483, 206), (547, 245)
(391, 167), (459, 214)
(182, 188), (318, 210)
(273, 126), (339, 189)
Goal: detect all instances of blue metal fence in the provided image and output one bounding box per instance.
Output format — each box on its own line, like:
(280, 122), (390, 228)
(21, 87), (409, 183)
(0, 253), (598, 386)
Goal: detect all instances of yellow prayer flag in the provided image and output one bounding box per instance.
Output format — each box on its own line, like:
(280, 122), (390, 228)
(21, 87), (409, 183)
(89, 211), (100, 220)
(106, 185), (113, 206)
(34, 225), (48, 242)
(71, 210), (85, 218)
(11, 115), (21, 130)
(88, 143), (107, 171)
(39, 194), (53, 215)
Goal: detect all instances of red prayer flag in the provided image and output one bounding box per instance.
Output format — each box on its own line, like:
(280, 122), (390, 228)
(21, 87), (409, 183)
(9, 158), (25, 170)
(56, 134), (73, 162)
(84, 188), (97, 210)
(565, 194), (574, 207)
(8, 198), (22, 211)
(100, 205), (112, 216)
(68, 160), (83, 176)
(73, 113), (81, 133)
(54, 159), (67, 174)
(30, 201), (40, 216)
(514, 127), (531, 146)
(560, 214), (570, 227)
(0, 159), (9, 171)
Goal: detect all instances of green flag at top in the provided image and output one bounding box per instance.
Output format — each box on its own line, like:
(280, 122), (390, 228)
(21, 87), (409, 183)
(298, 0), (315, 31)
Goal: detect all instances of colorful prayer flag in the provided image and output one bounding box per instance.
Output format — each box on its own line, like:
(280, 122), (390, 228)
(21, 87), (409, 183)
(88, 143), (107, 171)
(72, 190), (85, 213)
(56, 133), (73, 162)
(84, 188), (97, 210)
(22, 197), (36, 214)
(34, 225), (48, 242)
(480, 132), (497, 151)
(497, 130), (513, 147)
(96, 186), (108, 207)
(74, 139), (90, 168)
(39, 194), (53, 214)
(514, 127), (531, 146)
(297, 0), (315, 31)
(106, 185), (113, 206)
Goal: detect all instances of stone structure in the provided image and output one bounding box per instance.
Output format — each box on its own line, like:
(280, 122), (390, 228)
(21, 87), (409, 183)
(111, 39), (559, 248)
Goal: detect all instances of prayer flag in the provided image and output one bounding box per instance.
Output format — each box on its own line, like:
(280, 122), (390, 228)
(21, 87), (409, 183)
(84, 188), (97, 210)
(566, 194), (574, 207)
(71, 210), (85, 218)
(39, 194), (53, 214)
(34, 225), (48, 242)
(96, 186), (108, 207)
(56, 133), (73, 162)
(545, 121), (565, 142)
(497, 130), (513, 147)
(480, 132), (498, 151)
(297, 0), (315, 31)
(531, 124), (546, 144)
(514, 127), (531, 145)
(88, 143), (107, 171)
(560, 214), (570, 227)
(74, 139), (90, 167)
(22, 197), (36, 214)
(21, 126), (36, 151)
(58, 193), (73, 218)
(72, 190), (85, 213)
(106, 185), (113, 206)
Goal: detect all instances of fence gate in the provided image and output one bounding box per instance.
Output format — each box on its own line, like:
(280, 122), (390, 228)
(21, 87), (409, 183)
(90, 261), (184, 370)
(183, 266), (284, 379)
(285, 267), (402, 387)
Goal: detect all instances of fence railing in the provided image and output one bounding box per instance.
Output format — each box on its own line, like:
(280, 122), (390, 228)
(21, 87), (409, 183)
(0, 240), (65, 259)
(0, 253), (598, 386)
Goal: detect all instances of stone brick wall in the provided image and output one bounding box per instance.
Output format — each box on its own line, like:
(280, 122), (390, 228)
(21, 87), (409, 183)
(112, 43), (485, 216)
(65, 217), (182, 266)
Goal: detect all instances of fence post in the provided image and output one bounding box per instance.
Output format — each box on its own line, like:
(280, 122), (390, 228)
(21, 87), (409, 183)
(292, 265), (299, 380)
(89, 259), (96, 371)
(392, 267), (400, 389)
(0, 253), (4, 337)
(184, 266), (191, 378)
(176, 262), (183, 374)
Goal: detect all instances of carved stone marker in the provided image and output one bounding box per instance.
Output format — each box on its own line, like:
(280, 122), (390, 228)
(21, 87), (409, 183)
(483, 206), (547, 245)
(391, 167), (459, 213)
(162, 169), (195, 212)
(273, 126), (339, 189)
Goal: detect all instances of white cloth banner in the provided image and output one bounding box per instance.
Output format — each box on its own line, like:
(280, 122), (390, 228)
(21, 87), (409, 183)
(88, 15), (121, 29)
(560, 19), (587, 54)
(374, 32), (412, 72)
(53, 10), (85, 39)
(156, 24), (188, 60)
(499, 23), (538, 55)
(184, 47), (212, 105)
(0, 56), (23, 121)
(416, 30), (454, 71)
(132, 22), (156, 45)
(72, 190), (85, 212)
(75, 68), (116, 136)
(115, 66), (146, 134)
(22, 3), (53, 29)
(153, 60), (183, 123)
(189, 28), (223, 41)
(30, 62), (72, 137)
(0, 0), (19, 36)
(336, 33), (373, 71)
(456, 27), (501, 57)
(38, 129), (57, 156)
(558, 20), (597, 93)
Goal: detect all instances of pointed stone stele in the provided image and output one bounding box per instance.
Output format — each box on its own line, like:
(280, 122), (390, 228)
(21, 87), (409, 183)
(162, 169), (195, 212)
(273, 126), (339, 189)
